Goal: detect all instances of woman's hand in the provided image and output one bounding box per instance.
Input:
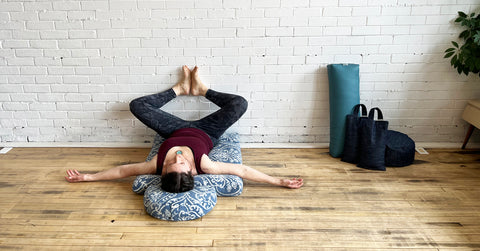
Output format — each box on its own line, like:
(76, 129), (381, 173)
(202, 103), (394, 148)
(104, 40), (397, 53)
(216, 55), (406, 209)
(65, 158), (157, 183)
(279, 178), (304, 189)
(65, 169), (89, 182)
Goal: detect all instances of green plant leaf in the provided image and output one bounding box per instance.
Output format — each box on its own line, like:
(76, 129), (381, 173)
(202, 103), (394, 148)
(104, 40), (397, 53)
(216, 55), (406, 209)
(474, 31), (480, 45)
(451, 54), (458, 65)
(453, 59), (459, 68)
(466, 57), (474, 69)
(446, 11), (479, 77)
(444, 51), (455, 58)
(459, 30), (470, 39)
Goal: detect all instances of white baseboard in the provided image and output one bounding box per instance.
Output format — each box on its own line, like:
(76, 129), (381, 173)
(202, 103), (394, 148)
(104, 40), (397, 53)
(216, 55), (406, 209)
(1, 142), (478, 149)
(241, 143), (329, 148)
(0, 142), (153, 148)
(415, 142), (479, 149)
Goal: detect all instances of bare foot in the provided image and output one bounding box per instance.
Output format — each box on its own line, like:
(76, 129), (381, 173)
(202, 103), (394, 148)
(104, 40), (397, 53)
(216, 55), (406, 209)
(191, 66), (208, 96)
(172, 65), (191, 96)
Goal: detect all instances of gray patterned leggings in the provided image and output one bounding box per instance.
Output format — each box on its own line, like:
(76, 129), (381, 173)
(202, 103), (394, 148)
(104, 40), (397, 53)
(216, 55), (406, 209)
(129, 88), (248, 143)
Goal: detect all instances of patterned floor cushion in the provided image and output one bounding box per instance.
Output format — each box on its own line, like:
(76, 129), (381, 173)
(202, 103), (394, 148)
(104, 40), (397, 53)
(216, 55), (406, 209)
(133, 132), (243, 221)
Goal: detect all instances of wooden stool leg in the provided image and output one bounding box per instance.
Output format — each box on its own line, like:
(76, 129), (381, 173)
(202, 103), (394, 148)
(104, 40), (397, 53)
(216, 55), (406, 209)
(462, 124), (475, 149)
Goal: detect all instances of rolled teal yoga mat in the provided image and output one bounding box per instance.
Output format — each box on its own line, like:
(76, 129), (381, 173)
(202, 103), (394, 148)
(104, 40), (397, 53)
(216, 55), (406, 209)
(327, 64), (360, 158)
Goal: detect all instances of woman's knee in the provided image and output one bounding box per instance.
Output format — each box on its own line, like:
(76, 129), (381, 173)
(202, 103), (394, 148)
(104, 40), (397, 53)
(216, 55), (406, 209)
(129, 98), (144, 115)
(235, 96), (248, 115)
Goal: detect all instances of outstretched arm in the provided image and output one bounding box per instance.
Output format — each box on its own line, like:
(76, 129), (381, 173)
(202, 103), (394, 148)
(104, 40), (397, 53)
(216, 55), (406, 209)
(200, 155), (303, 189)
(65, 156), (157, 182)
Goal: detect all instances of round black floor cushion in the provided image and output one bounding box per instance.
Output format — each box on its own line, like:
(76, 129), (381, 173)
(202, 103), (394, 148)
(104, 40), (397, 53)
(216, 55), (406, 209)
(385, 130), (415, 167)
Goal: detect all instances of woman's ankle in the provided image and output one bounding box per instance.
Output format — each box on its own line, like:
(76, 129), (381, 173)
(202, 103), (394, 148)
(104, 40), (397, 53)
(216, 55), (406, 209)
(191, 66), (208, 96)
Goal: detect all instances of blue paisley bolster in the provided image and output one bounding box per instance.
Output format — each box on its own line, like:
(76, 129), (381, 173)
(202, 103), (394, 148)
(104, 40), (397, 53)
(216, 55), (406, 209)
(133, 132), (243, 221)
(144, 185), (217, 221)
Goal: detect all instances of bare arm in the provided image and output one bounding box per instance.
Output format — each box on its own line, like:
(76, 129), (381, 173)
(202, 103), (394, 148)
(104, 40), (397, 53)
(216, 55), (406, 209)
(65, 156), (157, 182)
(200, 154), (303, 189)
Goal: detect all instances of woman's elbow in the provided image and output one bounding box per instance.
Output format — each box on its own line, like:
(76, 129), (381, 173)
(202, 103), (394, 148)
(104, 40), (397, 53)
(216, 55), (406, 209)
(235, 165), (247, 178)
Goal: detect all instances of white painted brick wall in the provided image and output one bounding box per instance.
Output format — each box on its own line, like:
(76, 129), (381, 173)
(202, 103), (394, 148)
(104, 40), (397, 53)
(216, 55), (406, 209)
(1, 1), (479, 145)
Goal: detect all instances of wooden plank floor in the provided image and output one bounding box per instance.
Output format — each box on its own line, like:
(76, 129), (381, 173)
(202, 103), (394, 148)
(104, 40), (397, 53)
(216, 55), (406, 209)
(0, 147), (479, 250)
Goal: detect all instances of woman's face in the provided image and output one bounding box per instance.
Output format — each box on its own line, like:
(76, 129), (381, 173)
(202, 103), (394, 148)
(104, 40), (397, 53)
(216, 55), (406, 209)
(165, 153), (191, 174)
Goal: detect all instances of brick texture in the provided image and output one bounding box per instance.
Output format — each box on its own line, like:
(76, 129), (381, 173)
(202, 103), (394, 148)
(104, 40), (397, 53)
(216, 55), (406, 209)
(1, 1), (479, 144)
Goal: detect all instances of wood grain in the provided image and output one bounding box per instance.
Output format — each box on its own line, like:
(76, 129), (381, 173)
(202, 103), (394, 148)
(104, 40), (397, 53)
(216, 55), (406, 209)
(0, 147), (479, 250)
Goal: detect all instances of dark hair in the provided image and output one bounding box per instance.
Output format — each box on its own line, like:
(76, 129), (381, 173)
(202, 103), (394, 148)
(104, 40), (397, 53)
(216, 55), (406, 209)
(161, 171), (194, 193)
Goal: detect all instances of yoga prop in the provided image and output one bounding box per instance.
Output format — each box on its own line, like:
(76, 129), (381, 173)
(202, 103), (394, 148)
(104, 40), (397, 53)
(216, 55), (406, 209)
(341, 104), (415, 169)
(385, 130), (415, 167)
(357, 107), (389, 171)
(341, 104), (368, 164)
(132, 132), (243, 221)
(327, 64), (360, 158)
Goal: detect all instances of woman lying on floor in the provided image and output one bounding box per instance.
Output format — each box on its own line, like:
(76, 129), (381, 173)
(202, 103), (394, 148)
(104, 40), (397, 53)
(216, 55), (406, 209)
(65, 66), (303, 192)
